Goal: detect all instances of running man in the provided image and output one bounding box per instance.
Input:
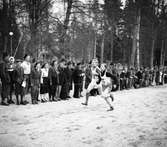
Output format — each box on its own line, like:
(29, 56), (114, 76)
(82, 59), (114, 111)
(100, 63), (114, 111)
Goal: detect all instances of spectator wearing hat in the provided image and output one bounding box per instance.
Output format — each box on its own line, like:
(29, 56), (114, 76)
(31, 62), (41, 104)
(40, 62), (50, 102)
(13, 59), (25, 105)
(0, 53), (10, 106)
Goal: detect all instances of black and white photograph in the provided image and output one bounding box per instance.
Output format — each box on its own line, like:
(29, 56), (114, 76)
(0, 0), (167, 146)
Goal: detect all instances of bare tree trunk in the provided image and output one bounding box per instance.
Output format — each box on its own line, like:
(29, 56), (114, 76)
(110, 28), (114, 62)
(150, 38), (155, 68)
(2, 0), (9, 53)
(45, 0), (49, 58)
(160, 40), (164, 66)
(27, 0), (37, 56)
(101, 32), (105, 63)
(130, 7), (140, 68)
(23, 38), (30, 57)
(87, 28), (93, 62)
(162, 51), (166, 67)
(39, 24), (42, 59)
(61, 0), (73, 53)
(94, 31), (97, 58)
(162, 40), (166, 66)
(4, 36), (8, 52)
(136, 8), (141, 69)
(63, 0), (73, 31)
(150, 26), (157, 68)
(130, 26), (137, 67)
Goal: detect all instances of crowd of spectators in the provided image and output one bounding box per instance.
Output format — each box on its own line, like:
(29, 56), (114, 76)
(0, 52), (166, 106)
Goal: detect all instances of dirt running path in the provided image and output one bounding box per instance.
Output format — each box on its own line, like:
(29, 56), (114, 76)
(0, 85), (167, 147)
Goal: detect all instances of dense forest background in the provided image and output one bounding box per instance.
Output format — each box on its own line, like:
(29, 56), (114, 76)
(0, 0), (167, 68)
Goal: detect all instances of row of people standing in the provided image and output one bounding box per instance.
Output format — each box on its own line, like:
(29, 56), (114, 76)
(18, 57), (74, 105)
(84, 62), (167, 94)
(108, 64), (167, 91)
(1, 53), (167, 106)
(0, 53), (84, 106)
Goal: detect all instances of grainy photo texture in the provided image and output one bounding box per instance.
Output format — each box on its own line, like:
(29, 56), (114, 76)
(0, 0), (167, 146)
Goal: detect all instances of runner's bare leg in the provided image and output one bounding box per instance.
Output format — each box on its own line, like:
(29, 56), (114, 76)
(104, 96), (114, 111)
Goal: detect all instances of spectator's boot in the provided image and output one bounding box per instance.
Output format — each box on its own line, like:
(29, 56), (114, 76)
(52, 97), (58, 102)
(20, 96), (28, 105)
(20, 96), (24, 105)
(32, 99), (35, 104)
(16, 95), (20, 105)
(49, 97), (52, 102)
(9, 91), (15, 104)
(8, 98), (15, 104)
(1, 98), (9, 106)
(35, 100), (38, 104)
(81, 93), (90, 106)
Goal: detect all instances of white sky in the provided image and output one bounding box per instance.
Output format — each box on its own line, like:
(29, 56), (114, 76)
(52, 0), (126, 14)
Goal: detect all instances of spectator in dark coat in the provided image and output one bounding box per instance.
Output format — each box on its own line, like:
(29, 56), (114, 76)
(65, 61), (74, 98)
(13, 59), (24, 105)
(31, 62), (41, 104)
(135, 68), (143, 87)
(149, 68), (155, 86)
(73, 63), (83, 98)
(7, 56), (16, 104)
(120, 69), (127, 90)
(144, 68), (150, 87)
(0, 53), (10, 106)
(85, 64), (91, 89)
(58, 59), (68, 100)
(49, 60), (59, 101)
(126, 68), (133, 89)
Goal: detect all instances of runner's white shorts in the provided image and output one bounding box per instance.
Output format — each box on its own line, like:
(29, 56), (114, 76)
(87, 79), (102, 94)
(101, 86), (112, 98)
(87, 80), (112, 98)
